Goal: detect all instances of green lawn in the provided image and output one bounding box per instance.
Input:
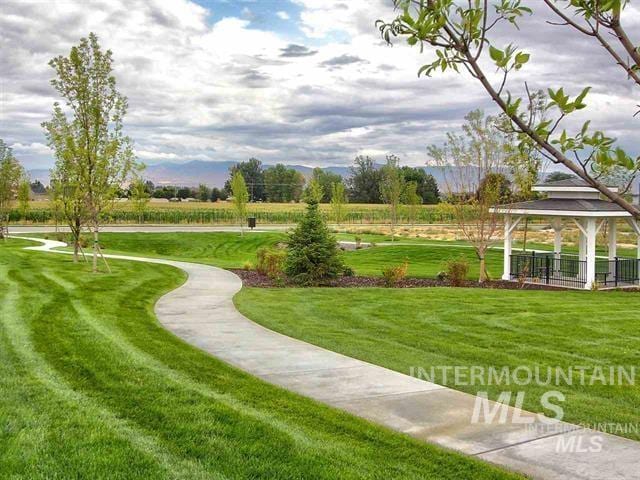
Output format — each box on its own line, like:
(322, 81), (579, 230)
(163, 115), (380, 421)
(87, 231), (286, 269)
(235, 287), (640, 441)
(0, 238), (519, 479)
(83, 231), (637, 280)
(67, 231), (505, 279)
(344, 244), (503, 278)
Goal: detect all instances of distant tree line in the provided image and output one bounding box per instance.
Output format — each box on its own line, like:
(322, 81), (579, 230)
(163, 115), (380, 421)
(125, 156), (440, 206)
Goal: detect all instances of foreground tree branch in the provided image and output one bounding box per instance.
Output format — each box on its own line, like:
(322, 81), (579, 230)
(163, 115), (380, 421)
(378, 0), (640, 217)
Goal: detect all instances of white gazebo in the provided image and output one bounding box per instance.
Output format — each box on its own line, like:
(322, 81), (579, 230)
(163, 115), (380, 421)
(493, 178), (640, 289)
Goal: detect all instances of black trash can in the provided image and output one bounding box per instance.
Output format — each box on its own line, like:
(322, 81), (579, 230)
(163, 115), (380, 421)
(248, 217), (256, 229)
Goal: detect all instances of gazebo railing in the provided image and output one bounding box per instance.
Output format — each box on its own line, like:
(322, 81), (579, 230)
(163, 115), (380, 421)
(510, 253), (586, 288)
(595, 258), (640, 286)
(510, 252), (640, 288)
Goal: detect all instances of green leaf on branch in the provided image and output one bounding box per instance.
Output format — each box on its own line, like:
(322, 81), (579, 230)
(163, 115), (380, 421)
(489, 45), (503, 63)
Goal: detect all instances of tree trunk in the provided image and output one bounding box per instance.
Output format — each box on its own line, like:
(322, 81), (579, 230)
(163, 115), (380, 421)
(92, 224), (99, 273)
(73, 217), (81, 263)
(73, 239), (79, 262)
(478, 256), (488, 283)
(477, 246), (490, 283)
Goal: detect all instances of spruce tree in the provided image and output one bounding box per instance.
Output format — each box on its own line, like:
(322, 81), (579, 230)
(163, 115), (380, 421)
(285, 198), (345, 285)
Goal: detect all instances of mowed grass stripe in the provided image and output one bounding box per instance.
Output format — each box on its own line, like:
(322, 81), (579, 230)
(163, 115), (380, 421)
(0, 263), (212, 479)
(0, 241), (520, 479)
(235, 287), (640, 441)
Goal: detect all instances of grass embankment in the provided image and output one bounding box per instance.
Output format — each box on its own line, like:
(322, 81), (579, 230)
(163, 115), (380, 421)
(235, 287), (640, 441)
(0, 239), (519, 479)
(71, 232), (505, 279)
(85, 231), (638, 280)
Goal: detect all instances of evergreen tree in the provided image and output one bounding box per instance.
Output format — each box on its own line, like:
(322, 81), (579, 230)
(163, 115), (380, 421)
(285, 197), (345, 285)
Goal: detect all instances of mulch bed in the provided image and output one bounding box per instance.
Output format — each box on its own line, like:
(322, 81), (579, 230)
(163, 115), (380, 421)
(228, 269), (612, 291)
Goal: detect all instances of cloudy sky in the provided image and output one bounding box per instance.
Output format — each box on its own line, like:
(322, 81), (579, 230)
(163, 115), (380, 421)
(1, 0), (639, 171)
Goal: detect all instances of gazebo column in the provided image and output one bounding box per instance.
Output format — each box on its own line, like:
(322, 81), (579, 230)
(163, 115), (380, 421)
(502, 215), (512, 281)
(502, 215), (522, 281)
(585, 218), (597, 289)
(551, 218), (563, 273)
(608, 218), (617, 261)
(577, 222), (587, 261)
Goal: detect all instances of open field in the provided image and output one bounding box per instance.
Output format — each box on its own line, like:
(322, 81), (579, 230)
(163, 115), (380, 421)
(11, 200), (451, 226)
(0, 238), (519, 479)
(234, 286), (640, 441)
(25, 200), (440, 211)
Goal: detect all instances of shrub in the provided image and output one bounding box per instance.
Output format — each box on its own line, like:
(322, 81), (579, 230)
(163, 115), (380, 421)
(285, 199), (345, 285)
(381, 260), (409, 287)
(256, 247), (286, 279)
(242, 260), (254, 271)
(445, 258), (469, 287)
(342, 266), (355, 277)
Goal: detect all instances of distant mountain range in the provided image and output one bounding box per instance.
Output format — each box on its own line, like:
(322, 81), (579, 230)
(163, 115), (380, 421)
(28, 160), (451, 188)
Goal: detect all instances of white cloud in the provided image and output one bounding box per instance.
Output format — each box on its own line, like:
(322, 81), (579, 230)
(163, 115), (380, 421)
(10, 142), (51, 155)
(135, 150), (180, 160)
(0, 0), (638, 173)
(276, 11), (290, 20)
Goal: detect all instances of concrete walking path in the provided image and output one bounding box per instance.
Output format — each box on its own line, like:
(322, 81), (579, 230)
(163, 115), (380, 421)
(16, 237), (640, 480)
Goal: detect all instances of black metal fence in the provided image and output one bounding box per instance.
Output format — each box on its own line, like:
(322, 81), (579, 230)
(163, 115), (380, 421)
(510, 252), (640, 288)
(596, 257), (640, 286)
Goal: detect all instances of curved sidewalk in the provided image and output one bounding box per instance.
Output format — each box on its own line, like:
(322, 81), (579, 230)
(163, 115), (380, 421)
(16, 237), (640, 480)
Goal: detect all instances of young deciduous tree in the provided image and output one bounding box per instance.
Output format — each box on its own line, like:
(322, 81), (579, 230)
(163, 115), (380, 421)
(378, 1), (640, 217)
(51, 174), (88, 262)
(309, 167), (342, 203)
(304, 177), (324, 204)
(403, 180), (422, 226)
(380, 154), (405, 241)
(330, 181), (348, 225)
(230, 171), (249, 236)
(0, 140), (24, 240)
(17, 179), (31, 220)
(428, 110), (511, 283)
(130, 174), (150, 224)
(43, 32), (136, 272)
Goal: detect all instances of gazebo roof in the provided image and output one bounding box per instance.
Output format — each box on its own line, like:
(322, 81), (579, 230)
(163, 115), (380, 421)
(538, 178), (590, 188)
(533, 177), (619, 193)
(494, 198), (630, 217)
(493, 176), (629, 217)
